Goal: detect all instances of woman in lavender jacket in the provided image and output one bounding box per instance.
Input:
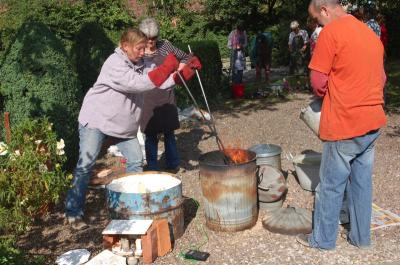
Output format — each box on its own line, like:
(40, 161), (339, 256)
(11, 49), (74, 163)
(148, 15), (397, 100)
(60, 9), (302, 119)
(64, 28), (201, 229)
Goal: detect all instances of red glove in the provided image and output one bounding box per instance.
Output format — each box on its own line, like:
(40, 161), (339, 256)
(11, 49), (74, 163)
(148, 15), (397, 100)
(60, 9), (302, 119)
(173, 65), (196, 85)
(187, 56), (202, 70)
(148, 53), (179, 87)
(173, 56), (201, 85)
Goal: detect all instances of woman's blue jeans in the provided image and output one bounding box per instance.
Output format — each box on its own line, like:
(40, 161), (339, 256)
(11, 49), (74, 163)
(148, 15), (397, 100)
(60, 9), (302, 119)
(145, 131), (180, 171)
(309, 130), (380, 249)
(65, 124), (143, 218)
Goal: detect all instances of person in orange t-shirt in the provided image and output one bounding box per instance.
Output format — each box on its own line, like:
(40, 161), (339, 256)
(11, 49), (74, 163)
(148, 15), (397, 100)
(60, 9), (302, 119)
(296, 0), (386, 250)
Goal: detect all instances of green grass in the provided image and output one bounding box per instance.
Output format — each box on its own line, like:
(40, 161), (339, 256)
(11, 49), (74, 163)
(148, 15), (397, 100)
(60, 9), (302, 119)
(386, 59), (400, 110)
(0, 236), (45, 265)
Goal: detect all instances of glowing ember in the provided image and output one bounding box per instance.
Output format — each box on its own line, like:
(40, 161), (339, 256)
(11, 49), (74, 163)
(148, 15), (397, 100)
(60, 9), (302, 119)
(223, 148), (250, 164)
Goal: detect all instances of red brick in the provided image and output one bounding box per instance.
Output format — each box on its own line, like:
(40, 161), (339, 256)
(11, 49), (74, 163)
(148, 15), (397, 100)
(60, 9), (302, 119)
(141, 224), (158, 264)
(153, 219), (171, 256)
(102, 235), (119, 249)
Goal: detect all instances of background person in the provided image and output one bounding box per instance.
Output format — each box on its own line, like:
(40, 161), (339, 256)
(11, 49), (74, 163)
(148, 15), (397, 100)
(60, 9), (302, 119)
(288, 20), (309, 75)
(139, 18), (200, 172)
(364, 3), (381, 37)
(307, 17), (322, 56)
(65, 28), (189, 229)
(228, 23), (248, 84)
(376, 13), (388, 49)
(297, 0), (386, 250)
(250, 31), (273, 83)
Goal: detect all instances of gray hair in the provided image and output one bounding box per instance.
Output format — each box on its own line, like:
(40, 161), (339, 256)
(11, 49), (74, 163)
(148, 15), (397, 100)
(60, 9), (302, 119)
(139, 17), (159, 38)
(310, 0), (339, 9)
(290, 20), (299, 29)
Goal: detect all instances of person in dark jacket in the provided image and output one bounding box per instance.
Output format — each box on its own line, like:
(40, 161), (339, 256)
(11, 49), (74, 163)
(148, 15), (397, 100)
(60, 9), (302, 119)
(250, 31), (273, 83)
(139, 18), (200, 172)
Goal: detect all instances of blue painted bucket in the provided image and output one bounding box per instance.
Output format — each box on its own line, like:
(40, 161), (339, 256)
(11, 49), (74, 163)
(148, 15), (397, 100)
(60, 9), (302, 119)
(106, 172), (184, 240)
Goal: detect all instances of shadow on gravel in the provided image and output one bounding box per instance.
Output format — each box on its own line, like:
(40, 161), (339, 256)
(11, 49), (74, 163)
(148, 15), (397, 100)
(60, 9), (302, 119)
(386, 125), (400, 137)
(182, 197), (200, 230)
(176, 127), (205, 171)
(17, 190), (108, 263)
(213, 91), (312, 119)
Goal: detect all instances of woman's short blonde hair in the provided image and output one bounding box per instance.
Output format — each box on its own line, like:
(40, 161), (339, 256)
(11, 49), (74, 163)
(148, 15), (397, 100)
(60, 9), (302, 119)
(120, 28), (147, 46)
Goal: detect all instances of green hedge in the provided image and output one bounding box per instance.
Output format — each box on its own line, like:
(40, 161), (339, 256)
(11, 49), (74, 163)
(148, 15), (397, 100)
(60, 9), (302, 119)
(382, 8), (400, 58)
(0, 0), (134, 63)
(72, 22), (116, 93)
(0, 236), (45, 265)
(0, 22), (82, 167)
(175, 40), (228, 108)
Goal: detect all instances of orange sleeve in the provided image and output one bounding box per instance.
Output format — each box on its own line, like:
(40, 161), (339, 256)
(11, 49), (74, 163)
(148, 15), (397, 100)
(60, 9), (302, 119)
(308, 29), (335, 74)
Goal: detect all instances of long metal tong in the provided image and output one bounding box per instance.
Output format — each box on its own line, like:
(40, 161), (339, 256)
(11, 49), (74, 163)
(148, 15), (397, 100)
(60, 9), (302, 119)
(177, 45), (231, 163)
(176, 72), (226, 153)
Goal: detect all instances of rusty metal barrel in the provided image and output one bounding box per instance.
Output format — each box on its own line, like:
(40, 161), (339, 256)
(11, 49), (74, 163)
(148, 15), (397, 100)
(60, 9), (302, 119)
(199, 149), (258, 232)
(106, 172), (184, 241)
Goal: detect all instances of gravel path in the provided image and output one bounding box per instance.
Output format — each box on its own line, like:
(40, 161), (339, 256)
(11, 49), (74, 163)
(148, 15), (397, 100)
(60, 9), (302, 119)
(156, 92), (400, 265)
(19, 78), (400, 264)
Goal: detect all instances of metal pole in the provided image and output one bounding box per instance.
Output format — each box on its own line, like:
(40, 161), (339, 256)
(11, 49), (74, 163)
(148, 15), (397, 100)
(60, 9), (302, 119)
(188, 45), (213, 121)
(187, 45), (221, 135)
(4, 112), (11, 144)
(186, 46), (231, 164)
(177, 71), (231, 163)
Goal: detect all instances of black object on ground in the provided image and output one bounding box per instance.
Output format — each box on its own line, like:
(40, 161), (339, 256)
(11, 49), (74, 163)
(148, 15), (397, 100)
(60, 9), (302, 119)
(184, 250), (210, 261)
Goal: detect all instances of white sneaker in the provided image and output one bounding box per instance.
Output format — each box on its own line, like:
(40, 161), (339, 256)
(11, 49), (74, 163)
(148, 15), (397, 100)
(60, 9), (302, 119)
(66, 216), (88, 230)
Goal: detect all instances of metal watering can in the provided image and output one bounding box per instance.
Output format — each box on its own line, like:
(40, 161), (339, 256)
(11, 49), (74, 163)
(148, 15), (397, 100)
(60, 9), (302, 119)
(299, 98), (322, 137)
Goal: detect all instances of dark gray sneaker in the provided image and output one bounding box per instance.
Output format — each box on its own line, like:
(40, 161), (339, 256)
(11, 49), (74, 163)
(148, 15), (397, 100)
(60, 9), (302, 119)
(296, 234), (312, 248)
(66, 216), (88, 230)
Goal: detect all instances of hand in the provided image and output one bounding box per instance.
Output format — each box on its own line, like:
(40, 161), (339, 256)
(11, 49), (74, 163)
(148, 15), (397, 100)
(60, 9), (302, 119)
(173, 64), (196, 85)
(148, 53), (179, 87)
(187, 56), (202, 70)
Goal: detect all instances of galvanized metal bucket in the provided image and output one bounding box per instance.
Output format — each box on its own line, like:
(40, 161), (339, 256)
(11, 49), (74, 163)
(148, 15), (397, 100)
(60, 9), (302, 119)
(199, 150), (258, 232)
(248, 144), (282, 171)
(106, 172), (184, 240)
(299, 98), (322, 136)
(292, 152), (321, 191)
(248, 145), (286, 212)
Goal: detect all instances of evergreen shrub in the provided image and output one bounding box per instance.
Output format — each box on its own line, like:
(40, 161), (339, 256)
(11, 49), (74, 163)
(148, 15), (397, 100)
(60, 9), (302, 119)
(0, 22), (82, 167)
(383, 8), (400, 58)
(0, 0), (134, 63)
(175, 40), (228, 107)
(72, 22), (116, 93)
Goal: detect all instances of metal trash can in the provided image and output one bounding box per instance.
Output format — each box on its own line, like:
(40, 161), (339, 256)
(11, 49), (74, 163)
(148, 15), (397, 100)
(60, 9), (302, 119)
(248, 144), (282, 171)
(199, 150), (258, 232)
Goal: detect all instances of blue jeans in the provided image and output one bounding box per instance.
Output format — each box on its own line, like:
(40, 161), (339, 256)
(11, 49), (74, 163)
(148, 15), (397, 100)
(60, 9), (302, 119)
(145, 131), (180, 171)
(65, 124), (143, 218)
(309, 130), (380, 249)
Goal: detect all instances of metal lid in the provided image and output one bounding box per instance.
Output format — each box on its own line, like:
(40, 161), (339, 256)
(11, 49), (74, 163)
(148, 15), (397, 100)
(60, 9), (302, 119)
(248, 144), (282, 158)
(262, 206), (312, 235)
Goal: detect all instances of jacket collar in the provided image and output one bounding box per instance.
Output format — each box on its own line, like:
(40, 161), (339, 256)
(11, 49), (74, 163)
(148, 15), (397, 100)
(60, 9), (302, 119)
(115, 47), (145, 73)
